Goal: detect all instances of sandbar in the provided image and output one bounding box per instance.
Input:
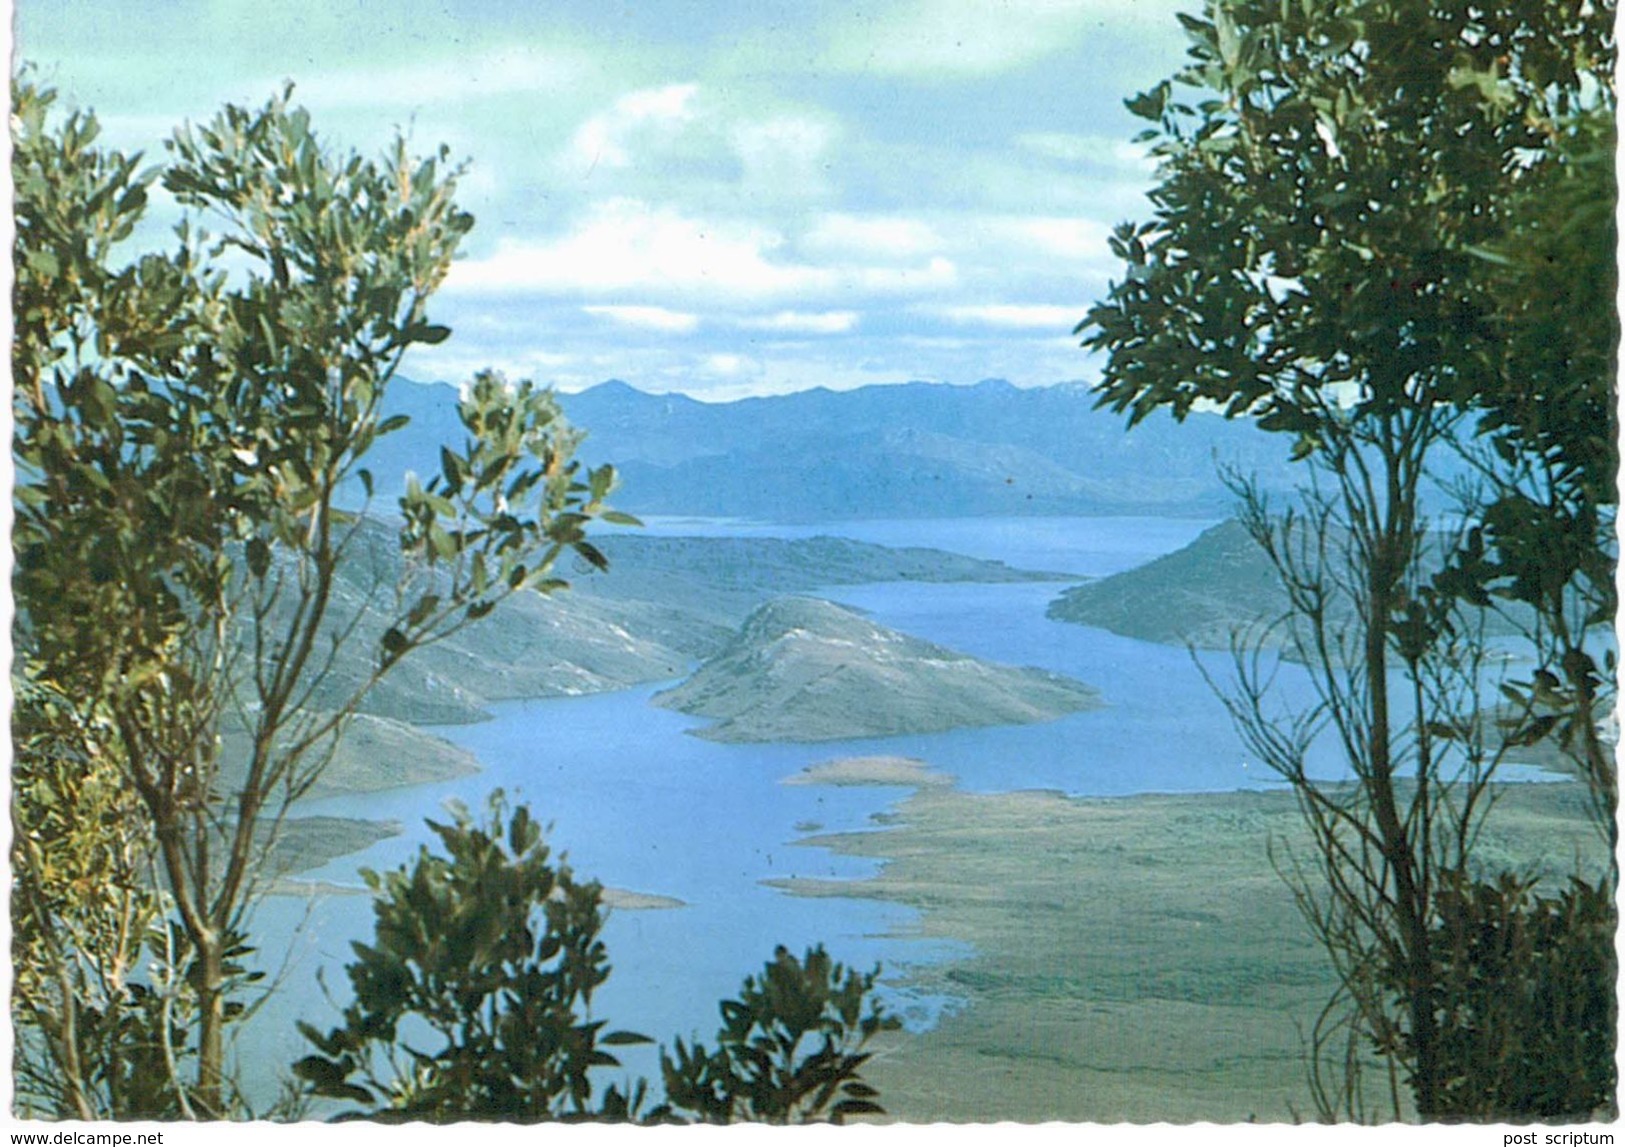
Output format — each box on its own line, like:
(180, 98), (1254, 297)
(782, 756), (953, 789)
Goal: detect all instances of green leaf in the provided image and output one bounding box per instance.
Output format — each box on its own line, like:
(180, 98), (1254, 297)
(292, 1055), (373, 1106)
(440, 446), (465, 490)
(246, 537), (271, 580)
(1125, 80), (1171, 122)
(404, 322), (452, 345)
(406, 593), (440, 629)
(832, 1098), (886, 1119)
(1505, 714), (1560, 748)
(379, 627), (409, 663)
(601, 1030), (653, 1046)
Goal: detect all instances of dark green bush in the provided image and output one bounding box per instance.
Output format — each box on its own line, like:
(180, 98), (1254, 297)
(293, 793), (648, 1121)
(661, 944), (898, 1124)
(1380, 872), (1616, 1121)
(294, 791), (894, 1124)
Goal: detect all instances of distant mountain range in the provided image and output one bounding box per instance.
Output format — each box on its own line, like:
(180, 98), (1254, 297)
(368, 377), (1301, 520)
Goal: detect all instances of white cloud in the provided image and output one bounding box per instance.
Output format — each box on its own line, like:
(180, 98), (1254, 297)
(731, 113), (840, 198)
(995, 217), (1114, 262)
(565, 83), (701, 173)
(736, 310), (860, 334)
(582, 305), (701, 333)
(405, 345), (581, 388)
(702, 353), (763, 378)
(1015, 132), (1154, 174)
(295, 46), (587, 109)
(931, 303), (1081, 330)
(449, 198), (824, 298)
(800, 212), (1110, 285)
(448, 199), (959, 303)
(826, 0), (1170, 77)
(804, 214), (945, 260)
(854, 257), (959, 292)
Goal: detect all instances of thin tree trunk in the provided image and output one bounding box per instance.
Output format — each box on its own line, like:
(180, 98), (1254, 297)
(1363, 516), (1438, 1117)
(194, 942), (227, 1117)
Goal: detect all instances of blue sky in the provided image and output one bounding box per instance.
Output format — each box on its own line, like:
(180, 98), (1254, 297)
(17, 1), (1191, 399)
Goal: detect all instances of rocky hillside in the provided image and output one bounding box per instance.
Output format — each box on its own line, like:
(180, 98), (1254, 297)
(303, 524), (1066, 727)
(1048, 518), (1533, 651)
(655, 597), (1101, 743)
(1046, 519), (1285, 647)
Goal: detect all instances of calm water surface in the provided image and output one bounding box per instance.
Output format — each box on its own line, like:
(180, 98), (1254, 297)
(238, 514), (1352, 1101)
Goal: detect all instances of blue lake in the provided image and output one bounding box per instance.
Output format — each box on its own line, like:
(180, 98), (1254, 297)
(234, 513), (1504, 1103)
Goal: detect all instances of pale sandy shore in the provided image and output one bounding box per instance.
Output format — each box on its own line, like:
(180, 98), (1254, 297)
(271, 874), (686, 911)
(782, 755), (953, 788)
(601, 888), (687, 910)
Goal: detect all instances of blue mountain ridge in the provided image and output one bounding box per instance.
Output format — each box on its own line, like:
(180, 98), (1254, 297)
(365, 377), (1303, 520)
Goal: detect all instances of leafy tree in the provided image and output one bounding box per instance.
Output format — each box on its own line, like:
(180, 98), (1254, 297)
(295, 794), (896, 1125)
(294, 793), (651, 1121)
(660, 944), (897, 1124)
(1448, 105), (1618, 846)
(12, 76), (619, 1116)
(1391, 872), (1615, 1119)
(11, 676), (181, 1119)
(1079, 0), (1613, 1120)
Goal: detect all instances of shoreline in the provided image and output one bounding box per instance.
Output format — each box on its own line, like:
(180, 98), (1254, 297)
(775, 765), (1605, 1123)
(268, 875), (687, 912)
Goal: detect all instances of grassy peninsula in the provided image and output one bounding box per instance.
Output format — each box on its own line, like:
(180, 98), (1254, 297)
(777, 777), (1603, 1123)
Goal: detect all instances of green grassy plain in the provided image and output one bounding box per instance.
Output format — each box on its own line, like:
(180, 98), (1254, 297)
(778, 778), (1604, 1123)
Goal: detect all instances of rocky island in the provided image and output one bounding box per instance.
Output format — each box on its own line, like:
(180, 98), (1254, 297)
(655, 597), (1101, 743)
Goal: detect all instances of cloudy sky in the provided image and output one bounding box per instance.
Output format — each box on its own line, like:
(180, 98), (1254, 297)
(18, 1), (1191, 399)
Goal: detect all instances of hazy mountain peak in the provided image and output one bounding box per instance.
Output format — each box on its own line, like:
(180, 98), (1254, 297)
(365, 375), (1299, 518)
(579, 378), (653, 399)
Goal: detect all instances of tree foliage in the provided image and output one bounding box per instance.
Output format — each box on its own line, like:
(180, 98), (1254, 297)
(1388, 872), (1616, 1119)
(1080, 0), (1614, 1121)
(294, 794), (650, 1122)
(12, 75), (618, 1116)
(660, 944), (897, 1124)
(1086, 0), (1610, 439)
(295, 794), (896, 1125)
(1449, 105), (1618, 844)
(11, 677), (184, 1119)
